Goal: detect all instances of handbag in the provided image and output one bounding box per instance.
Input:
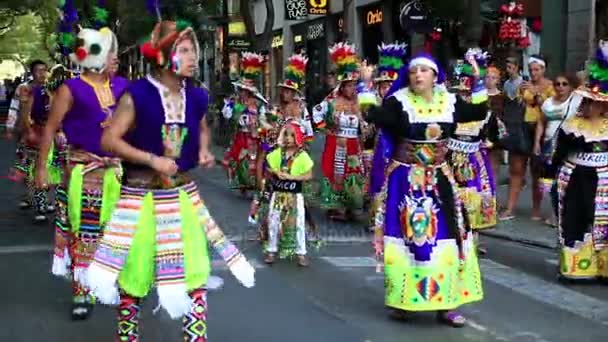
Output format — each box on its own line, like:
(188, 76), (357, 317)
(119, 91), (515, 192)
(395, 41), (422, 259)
(499, 97), (532, 154)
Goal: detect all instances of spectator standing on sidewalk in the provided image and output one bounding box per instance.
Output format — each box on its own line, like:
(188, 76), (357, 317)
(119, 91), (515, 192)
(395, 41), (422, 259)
(500, 55), (555, 221)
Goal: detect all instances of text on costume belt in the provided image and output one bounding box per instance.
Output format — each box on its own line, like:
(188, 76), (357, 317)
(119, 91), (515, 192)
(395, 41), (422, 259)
(447, 138), (481, 153)
(336, 127), (358, 138)
(270, 177), (302, 193)
(568, 152), (608, 167)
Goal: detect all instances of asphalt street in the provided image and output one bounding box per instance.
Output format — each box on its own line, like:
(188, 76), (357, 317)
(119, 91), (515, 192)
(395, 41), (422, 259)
(0, 141), (607, 342)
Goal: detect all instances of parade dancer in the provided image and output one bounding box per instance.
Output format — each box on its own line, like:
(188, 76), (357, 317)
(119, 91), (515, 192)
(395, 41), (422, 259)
(263, 121), (314, 266)
(447, 50), (499, 233)
(15, 60), (59, 221)
(367, 42), (407, 231)
(367, 52), (487, 327)
(222, 52), (267, 194)
(6, 68), (35, 209)
(250, 54), (311, 232)
(547, 41), (608, 281)
(86, 20), (255, 341)
(36, 27), (128, 320)
(313, 42), (367, 221)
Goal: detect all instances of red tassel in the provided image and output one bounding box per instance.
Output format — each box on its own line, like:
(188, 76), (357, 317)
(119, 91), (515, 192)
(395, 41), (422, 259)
(140, 42), (159, 60)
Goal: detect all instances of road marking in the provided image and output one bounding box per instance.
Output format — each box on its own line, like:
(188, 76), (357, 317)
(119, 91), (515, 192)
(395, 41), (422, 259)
(478, 259), (608, 327)
(211, 258), (266, 270)
(545, 258), (558, 266)
(0, 244), (52, 255)
(320, 256), (608, 327)
(320, 256), (377, 268)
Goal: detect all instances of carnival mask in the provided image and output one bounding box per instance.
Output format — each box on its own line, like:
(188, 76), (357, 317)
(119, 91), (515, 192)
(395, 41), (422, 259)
(70, 28), (116, 72)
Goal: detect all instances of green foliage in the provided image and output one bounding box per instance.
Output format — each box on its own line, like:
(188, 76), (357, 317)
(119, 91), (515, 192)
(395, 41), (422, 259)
(0, 14), (52, 64)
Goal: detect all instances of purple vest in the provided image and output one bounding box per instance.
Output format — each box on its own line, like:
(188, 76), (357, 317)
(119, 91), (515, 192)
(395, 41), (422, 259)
(63, 76), (129, 156)
(128, 78), (208, 172)
(30, 85), (50, 125)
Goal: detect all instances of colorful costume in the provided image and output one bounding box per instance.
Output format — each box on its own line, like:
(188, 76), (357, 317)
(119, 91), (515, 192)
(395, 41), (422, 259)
(86, 21), (255, 341)
(548, 42), (608, 280)
(222, 52), (267, 193)
(368, 54), (487, 314)
(367, 42), (407, 228)
(447, 50), (498, 230)
(264, 122), (314, 263)
(313, 42), (367, 216)
(251, 54), (312, 233)
(49, 27), (128, 320)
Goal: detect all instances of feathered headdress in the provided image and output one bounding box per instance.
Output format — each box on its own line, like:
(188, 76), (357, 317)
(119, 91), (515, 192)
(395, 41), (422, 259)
(329, 42), (360, 82)
(56, 0), (79, 56)
(375, 42), (407, 83)
(576, 40), (608, 102)
(451, 48), (489, 91)
(92, 0), (109, 30)
(278, 53), (308, 94)
(233, 52), (266, 100)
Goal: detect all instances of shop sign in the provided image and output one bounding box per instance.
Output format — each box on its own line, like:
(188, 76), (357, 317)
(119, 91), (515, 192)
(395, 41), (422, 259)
(227, 37), (251, 50)
(308, 0), (329, 15)
(272, 35), (284, 48)
(366, 9), (383, 26)
(307, 22), (325, 40)
(294, 35), (304, 43)
(228, 21), (246, 36)
(285, 0), (308, 21)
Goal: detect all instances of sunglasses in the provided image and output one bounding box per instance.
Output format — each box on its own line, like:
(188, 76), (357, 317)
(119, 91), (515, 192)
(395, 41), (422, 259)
(555, 82), (570, 87)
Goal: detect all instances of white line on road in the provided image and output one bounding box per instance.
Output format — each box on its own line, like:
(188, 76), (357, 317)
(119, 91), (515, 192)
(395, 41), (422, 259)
(320, 256), (608, 327)
(545, 258), (558, 266)
(0, 244), (52, 255)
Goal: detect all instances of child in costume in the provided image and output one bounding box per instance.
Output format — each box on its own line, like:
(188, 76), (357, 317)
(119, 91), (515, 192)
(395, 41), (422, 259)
(86, 20), (255, 341)
(36, 27), (128, 320)
(264, 121), (314, 266)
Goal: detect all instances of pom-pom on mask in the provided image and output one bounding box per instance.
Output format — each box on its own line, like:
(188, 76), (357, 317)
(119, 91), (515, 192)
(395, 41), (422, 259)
(69, 27), (116, 72)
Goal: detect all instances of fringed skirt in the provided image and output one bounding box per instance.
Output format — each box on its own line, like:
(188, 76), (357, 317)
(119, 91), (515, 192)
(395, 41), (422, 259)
(266, 191), (307, 258)
(51, 151), (121, 284)
(319, 134), (365, 211)
(376, 161), (483, 311)
(448, 147), (497, 230)
(557, 162), (608, 279)
(87, 182), (224, 319)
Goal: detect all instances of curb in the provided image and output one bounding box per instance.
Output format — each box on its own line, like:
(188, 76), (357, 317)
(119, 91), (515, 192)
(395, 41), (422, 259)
(479, 230), (556, 250)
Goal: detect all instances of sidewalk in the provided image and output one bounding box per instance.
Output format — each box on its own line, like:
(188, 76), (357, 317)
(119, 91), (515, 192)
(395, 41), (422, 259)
(210, 137), (557, 249)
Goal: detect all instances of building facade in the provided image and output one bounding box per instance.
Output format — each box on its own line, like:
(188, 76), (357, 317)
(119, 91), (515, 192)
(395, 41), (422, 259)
(250, 0), (597, 102)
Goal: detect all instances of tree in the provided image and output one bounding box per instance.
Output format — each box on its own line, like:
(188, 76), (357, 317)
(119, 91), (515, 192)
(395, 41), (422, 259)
(240, 0), (274, 52)
(0, 14), (52, 65)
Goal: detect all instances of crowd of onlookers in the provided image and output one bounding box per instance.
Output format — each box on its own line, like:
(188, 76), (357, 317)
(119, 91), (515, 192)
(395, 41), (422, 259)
(475, 55), (584, 227)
